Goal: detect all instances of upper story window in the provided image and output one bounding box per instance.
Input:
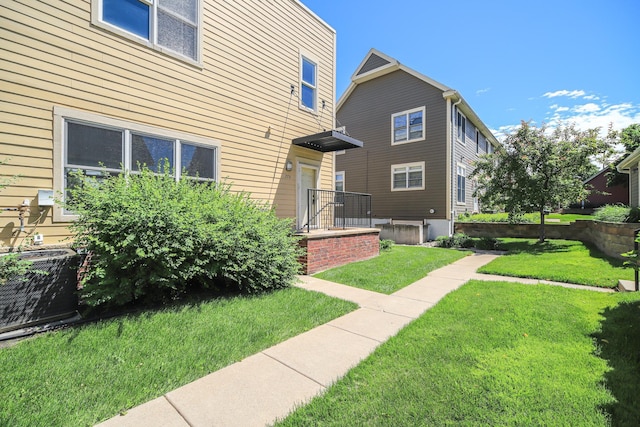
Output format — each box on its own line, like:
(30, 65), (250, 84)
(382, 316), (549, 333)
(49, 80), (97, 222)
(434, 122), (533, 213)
(335, 171), (345, 192)
(300, 55), (317, 112)
(457, 111), (466, 144)
(392, 162), (425, 191)
(54, 107), (218, 221)
(392, 107), (425, 145)
(95, 0), (200, 63)
(477, 131), (488, 153)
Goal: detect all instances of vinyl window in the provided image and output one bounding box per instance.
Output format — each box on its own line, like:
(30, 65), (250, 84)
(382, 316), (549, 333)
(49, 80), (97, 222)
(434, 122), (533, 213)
(300, 55), (317, 111)
(457, 164), (466, 204)
(392, 107), (425, 145)
(457, 111), (467, 144)
(54, 107), (219, 221)
(392, 162), (425, 191)
(95, 0), (200, 62)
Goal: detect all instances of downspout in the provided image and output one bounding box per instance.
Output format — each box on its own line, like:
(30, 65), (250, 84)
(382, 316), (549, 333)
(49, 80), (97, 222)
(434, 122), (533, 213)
(447, 92), (462, 236)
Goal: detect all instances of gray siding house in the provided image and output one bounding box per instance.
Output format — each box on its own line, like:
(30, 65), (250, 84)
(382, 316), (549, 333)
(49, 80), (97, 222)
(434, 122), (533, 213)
(336, 49), (500, 239)
(617, 148), (640, 207)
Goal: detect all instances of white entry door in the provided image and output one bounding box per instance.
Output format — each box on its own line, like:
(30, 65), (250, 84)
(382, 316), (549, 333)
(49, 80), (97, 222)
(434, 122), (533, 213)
(298, 164), (319, 229)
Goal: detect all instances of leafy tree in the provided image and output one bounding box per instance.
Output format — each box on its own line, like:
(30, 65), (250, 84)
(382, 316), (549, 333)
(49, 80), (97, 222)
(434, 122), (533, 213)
(471, 122), (599, 242)
(607, 123), (640, 186)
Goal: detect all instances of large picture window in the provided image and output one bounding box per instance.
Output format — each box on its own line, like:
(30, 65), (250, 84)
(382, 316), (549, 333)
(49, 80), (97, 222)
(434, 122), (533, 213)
(392, 107), (425, 145)
(95, 0), (200, 62)
(54, 107), (219, 221)
(392, 162), (425, 191)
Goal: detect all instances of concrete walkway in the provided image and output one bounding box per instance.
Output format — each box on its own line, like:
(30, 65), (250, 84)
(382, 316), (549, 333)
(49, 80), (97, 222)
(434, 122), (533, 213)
(95, 253), (609, 426)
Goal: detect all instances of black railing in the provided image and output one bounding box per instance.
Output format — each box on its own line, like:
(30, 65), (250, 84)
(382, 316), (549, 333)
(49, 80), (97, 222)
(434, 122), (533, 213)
(302, 189), (372, 232)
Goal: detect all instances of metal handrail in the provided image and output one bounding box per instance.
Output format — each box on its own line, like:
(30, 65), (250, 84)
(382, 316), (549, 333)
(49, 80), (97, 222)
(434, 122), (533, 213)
(302, 189), (372, 232)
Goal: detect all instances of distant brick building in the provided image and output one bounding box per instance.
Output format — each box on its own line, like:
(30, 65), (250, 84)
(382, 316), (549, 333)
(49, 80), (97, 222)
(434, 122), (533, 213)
(583, 168), (629, 208)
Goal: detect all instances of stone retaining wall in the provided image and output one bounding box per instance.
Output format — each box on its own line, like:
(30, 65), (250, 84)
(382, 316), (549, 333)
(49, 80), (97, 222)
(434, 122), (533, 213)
(454, 220), (640, 259)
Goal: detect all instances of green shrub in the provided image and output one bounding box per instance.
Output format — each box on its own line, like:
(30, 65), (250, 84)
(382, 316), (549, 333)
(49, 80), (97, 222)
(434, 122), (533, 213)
(474, 236), (498, 250)
(436, 233), (474, 248)
(67, 165), (302, 307)
(0, 252), (33, 285)
(593, 204), (638, 223)
(379, 239), (394, 251)
(456, 212), (537, 223)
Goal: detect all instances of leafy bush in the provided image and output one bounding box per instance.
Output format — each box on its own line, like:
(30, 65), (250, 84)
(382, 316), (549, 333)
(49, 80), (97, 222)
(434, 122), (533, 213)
(0, 253), (33, 285)
(457, 212), (537, 223)
(593, 204), (640, 223)
(436, 233), (475, 249)
(474, 237), (498, 250)
(67, 165), (302, 307)
(379, 239), (394, 251)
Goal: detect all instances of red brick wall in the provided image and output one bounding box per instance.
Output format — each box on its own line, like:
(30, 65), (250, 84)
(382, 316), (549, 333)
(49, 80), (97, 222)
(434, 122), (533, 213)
(298, 230), (380, 274)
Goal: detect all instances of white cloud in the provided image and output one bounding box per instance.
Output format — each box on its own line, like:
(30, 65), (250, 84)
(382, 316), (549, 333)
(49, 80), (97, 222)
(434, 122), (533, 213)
(583, 95), (600, 101)
(555, 106), (570, 112)
(573, 103), (600, 113)
(543, 89), (586, 99)
(546, 102), (640, 136)
(476, 87), (491, 96)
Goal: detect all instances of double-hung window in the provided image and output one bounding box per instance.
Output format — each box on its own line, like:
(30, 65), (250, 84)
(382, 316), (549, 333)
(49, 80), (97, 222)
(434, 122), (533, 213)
(392, 162), (425, 191)
(392, 107), (425, 145)
(457, 111), (466, 144)
(96, 0), (200, 62)
(457, 164), (466, 204)
(300, 55), (317, 111)
(54, 107), (218, 221)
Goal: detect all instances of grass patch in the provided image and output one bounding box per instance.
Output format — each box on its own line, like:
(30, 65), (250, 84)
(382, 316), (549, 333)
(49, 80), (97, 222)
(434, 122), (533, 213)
(314, 246), (470, 294)
(478, 238), (633, 288)
(277, 281), (640, 426)
(458, 212), (593, 224)
(0, 287), (356, 426)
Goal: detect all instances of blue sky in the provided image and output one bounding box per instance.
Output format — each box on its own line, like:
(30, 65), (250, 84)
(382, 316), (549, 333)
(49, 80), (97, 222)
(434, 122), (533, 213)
(301, 0), (640, 140)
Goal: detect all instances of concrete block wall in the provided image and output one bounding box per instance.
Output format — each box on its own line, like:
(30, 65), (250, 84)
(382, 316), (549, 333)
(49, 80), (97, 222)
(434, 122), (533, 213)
(298, 229), (380, 274)
(454, 220), (640, 259)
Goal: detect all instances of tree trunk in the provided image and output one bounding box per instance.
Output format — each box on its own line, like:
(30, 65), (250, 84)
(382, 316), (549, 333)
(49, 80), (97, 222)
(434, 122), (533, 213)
(539, 208), (546, 243)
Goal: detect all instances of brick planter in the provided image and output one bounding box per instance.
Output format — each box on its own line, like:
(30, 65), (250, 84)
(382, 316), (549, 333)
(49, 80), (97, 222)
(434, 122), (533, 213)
(298, 229), (380, 274)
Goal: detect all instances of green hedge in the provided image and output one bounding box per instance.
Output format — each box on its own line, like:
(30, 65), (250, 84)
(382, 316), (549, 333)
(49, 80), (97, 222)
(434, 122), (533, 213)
(67, 166), (302, 307)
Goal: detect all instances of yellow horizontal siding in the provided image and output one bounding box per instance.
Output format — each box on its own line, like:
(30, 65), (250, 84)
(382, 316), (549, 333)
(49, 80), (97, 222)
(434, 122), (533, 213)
(0, 0), (336, 248)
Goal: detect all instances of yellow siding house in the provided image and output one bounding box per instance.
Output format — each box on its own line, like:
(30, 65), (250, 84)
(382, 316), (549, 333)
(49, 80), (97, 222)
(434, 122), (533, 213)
(0, 0), (352, 249)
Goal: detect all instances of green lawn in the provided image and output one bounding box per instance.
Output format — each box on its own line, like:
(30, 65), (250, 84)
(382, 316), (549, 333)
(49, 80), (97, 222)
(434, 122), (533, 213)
(277, 281), (640, 426)
(0, 287), (357, 427)
(478, 238), (633, 288)
(314, 246), (470, 294)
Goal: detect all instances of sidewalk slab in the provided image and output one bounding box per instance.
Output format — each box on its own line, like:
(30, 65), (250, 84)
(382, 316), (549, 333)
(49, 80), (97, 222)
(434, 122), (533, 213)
(262, 323), (380, 387)
(96, 397), (189, 427)
(166, 352), (324, 427)
(327, 307), (415, 342)
(472, 273), (615, 293)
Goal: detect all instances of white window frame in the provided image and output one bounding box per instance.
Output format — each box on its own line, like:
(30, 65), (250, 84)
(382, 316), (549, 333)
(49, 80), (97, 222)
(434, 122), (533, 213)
(91, 0), (202, 66)
(53, 106), (220, 222)
(457, 111), (467, 145)
(391, 161), (425, 192)
(457, 163), (466, 205)
(391, 106), (426, 145)
(335, 171), (345, 192)
(299, 51), (319, 113)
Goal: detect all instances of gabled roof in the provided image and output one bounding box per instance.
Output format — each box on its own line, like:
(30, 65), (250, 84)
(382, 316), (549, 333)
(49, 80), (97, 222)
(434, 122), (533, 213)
(337, 48), (500, 149)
